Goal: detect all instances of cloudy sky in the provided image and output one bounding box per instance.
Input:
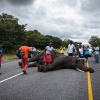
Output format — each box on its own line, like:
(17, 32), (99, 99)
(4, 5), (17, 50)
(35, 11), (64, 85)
(0, 0), (100, 44)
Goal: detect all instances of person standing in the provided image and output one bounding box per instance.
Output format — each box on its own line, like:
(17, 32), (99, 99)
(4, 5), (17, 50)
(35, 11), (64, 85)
(82, 45), (86, 57)
(60, 45), (65, 54)
(84, 46), (89, 62)
(44, 43), (58, 65)
(67, 40), (75, 56)
(94, 45), (99, 63)
(76, 44), (79, 57)
(78, 44), (84, 58)
(19, 42), (31, 74)
(0, 45), (4, 74)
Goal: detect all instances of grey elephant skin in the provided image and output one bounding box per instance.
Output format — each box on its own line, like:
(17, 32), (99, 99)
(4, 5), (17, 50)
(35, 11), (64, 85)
(19, 50), (94, 73)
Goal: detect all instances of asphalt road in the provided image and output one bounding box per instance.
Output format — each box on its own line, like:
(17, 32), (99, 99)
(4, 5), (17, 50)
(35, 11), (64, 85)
(0, 55), (100, 100)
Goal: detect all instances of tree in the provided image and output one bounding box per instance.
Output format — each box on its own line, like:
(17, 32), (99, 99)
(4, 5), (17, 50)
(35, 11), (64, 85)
(26, 30), (45, 49)
(52, 37), (62, 48)
(88, 35), (100, 47)
(0, 13), (27, 53)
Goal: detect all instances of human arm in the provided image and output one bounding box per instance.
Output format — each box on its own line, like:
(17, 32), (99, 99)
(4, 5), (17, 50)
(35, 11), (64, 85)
(53, 50), (58, 57)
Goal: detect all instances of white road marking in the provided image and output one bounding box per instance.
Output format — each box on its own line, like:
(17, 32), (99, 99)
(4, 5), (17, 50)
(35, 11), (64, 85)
(0, 72), (23, 84)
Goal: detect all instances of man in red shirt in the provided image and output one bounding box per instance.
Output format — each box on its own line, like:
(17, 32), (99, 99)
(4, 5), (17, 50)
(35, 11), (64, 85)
(19, 42), (31, 74)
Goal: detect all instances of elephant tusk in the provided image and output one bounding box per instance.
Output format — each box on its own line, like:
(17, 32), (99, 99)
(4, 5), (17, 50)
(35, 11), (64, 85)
(78, 58), (85, 60)
(76, 68), (85, 72)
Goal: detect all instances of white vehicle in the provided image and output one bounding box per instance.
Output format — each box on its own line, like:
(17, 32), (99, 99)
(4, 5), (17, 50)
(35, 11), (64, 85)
(29, 47), (40, 58)
(30, 47), (40, 52)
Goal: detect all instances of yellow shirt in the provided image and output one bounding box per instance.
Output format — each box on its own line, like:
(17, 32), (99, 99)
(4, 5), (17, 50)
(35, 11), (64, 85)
(60, 46), (65, 53)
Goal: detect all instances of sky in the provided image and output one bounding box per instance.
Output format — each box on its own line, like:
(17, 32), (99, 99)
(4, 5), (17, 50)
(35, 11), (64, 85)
(0, 0), (100, 44)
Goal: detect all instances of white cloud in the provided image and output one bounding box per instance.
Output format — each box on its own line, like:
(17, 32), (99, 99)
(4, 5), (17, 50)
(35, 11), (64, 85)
(0, 0), (100, 44)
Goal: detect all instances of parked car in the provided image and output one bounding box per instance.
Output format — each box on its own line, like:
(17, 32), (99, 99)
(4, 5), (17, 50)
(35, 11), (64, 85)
(16, 47), (40, 58)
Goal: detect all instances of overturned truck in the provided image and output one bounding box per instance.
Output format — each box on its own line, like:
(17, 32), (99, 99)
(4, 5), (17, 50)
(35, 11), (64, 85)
(19, 51), (94, 73)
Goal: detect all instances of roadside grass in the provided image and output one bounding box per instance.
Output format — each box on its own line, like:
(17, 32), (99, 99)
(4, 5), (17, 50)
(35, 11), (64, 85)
(55, 48), (60, 52)
(2, 48), (61, 61)
(2, 54), (18, 61)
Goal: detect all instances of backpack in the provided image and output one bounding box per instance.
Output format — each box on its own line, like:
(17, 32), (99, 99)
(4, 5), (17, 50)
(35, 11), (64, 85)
(0, 48), (3, 56)
(20, 50), (24, 57)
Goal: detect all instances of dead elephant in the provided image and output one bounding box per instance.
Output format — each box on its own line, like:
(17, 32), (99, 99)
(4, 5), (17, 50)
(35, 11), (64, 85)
(18, 51), (94, 73)
(37, 56), (94, 73)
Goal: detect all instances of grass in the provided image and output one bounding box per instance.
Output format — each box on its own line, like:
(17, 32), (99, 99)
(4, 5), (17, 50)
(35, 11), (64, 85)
(2, 48), (63, 61)
(55, 48), (60, 52)
(2, 54), (18, 61)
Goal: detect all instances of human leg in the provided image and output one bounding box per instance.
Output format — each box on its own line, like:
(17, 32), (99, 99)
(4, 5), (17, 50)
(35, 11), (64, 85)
(21, 57), (26, 74)
(23, 57), (28, 72)
(95, 54), (99, 63)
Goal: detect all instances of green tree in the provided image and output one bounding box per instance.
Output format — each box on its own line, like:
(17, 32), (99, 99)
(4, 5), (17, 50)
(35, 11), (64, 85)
(26, 30), (45, 49)
(0, 13), (27, 53)
(52, 37), (62, 48)
(88, 35), (100, 47)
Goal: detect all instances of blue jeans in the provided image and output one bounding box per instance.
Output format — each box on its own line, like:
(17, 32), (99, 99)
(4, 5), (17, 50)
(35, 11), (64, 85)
(95, 54), (99, 63)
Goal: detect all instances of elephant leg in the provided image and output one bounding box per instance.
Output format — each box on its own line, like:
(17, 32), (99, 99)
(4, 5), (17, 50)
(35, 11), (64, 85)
(28, 51), (45, 62)
(38, 56), (66, 72)
(28, 61), (39, 67)
(38, 64), (65, 72)
(18, 61), (22, 67)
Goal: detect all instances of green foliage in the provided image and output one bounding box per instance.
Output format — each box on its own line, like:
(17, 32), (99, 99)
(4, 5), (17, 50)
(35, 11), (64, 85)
(88, 35), (100, 47)
(0, 13), (83, 53)
(0, 13), (27, 53)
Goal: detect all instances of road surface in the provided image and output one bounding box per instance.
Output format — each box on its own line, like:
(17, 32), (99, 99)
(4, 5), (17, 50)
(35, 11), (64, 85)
(0, 56), (100, 100)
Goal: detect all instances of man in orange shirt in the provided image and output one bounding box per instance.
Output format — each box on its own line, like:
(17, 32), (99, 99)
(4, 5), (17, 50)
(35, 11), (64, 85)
(19, 42), (31, 74)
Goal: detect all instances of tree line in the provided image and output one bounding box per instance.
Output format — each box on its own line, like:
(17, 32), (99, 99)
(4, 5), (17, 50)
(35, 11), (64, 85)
(1, 13), (98, 53)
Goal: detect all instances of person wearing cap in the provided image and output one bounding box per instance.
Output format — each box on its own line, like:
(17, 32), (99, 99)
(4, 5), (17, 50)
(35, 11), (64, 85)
(44, 43), (58, 65)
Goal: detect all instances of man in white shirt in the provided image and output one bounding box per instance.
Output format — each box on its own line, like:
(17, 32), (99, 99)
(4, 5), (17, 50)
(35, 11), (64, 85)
(67, 40), (75, 56)
(94, 45), (99, 63)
